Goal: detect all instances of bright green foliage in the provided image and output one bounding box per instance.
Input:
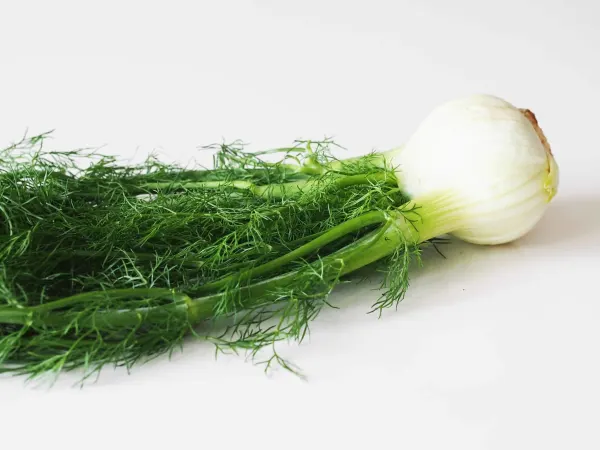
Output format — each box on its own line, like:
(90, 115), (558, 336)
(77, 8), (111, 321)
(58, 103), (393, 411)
(0, 133), (434, 382)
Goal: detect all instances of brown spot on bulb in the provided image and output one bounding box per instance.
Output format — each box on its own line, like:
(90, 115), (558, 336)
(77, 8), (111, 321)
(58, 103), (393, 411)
(520, 108), (553, 157)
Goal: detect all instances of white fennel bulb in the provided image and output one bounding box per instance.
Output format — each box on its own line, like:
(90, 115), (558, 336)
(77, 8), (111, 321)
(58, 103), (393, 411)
(384, 94), (559, 245)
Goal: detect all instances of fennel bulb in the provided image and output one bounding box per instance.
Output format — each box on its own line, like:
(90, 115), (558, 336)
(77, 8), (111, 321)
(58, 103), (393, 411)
(384, 94), (559, 245)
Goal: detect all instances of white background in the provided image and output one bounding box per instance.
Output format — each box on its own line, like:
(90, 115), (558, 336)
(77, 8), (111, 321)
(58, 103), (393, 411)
(1, 1), (599, 448)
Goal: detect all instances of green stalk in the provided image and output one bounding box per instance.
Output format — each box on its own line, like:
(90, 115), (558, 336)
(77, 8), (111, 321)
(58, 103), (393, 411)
(195, 209), (390, 294)
(140, 172), (395, 198)
(191, 221), (408, 320)
(0, 308), (32, 325)
(32, 288), (176, 314)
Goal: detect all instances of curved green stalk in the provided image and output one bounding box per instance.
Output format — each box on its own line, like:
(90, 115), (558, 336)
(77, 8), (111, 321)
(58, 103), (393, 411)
(195, 209), (390, 294)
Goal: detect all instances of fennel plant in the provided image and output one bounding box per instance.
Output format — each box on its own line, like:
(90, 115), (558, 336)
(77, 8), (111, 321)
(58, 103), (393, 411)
(0, 94), (559, 381)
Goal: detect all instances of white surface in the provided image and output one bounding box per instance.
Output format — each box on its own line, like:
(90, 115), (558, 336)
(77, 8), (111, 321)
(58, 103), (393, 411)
(1, 1), (599, 448)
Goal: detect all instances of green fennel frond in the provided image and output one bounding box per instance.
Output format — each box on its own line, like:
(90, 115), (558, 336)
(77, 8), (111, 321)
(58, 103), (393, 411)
(0, 131), (432, 382)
